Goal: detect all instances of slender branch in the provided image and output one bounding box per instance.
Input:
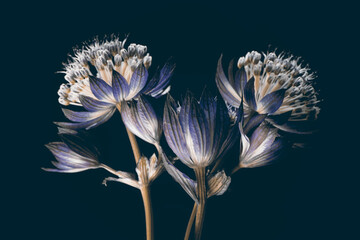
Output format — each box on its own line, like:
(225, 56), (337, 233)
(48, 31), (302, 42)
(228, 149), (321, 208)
(116, 104), (141, 163)
(141, 186), (154, 240)
(194, 167), (207, 240)
(184, 203), (197, 240)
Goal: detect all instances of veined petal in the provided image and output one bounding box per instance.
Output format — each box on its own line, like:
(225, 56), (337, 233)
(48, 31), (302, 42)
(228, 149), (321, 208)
(127, 64), (148, 99)
(62, 108), (111, 123)
(234, 67), (247, 96)
(239, 121), (250, 159)
(89, 76), (115, 102)
(79, 95), (114, 112)
(243, 112), (267, 134)
(163, 95), (193, 166)
(242, 138), (283, 168)
(59, 134), (99, 160)
(112, 70), (129, 102)
(161, 151), (198, 203)
(215, 56), (242, 108)
(244, 77), (257, 110)
(55, 107), (116, 130)
(257, 89), (286, 114)
(143, 60), (175, 98)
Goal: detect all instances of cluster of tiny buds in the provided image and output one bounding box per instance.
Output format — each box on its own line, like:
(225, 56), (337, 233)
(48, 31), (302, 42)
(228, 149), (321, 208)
(237, 51), (320, 121)
(57, 38), (152, 106)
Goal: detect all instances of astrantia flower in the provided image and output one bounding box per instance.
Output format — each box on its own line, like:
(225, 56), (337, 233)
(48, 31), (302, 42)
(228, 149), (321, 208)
(161, 92), (238, 202)
(55, 37), (175, 130)
(234, 122), (283, 172)
(216, 51), (320, 134)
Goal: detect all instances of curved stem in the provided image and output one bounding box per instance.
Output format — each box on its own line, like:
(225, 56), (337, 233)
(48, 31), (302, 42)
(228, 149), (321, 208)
(184, 203), (197, 240)
(141, 186), (154, 240)
(194, 167), (207, 240)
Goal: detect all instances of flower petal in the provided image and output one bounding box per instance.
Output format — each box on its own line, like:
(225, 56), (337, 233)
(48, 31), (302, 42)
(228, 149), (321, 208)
(112, 70), (129, 102)
(244, 77), (257, 110)
(215, 55), (242, 108)
(89, 76), (114, 102)
(127, 64), (148, 99)
(55, 107), (116, 130)
(161, 151), (198, 203)
(257, 89), (286, 114)
(59, 133), (99, 160)
(79, 95), (114, 112)
(143, 60), (175, 98)
(243, 112), (267, 134)
(62, 108), (111, 122)
(163, 95), (193, 166)
(234, 67), (247, 96)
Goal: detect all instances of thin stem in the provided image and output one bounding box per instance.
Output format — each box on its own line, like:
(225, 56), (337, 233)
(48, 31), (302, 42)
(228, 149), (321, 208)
(194, 167), (207, 240)
(231, 164), (242, 175)
(184, 203), (197, 240)
(116, 104), (141, 163)
(141, 186), (154, 240)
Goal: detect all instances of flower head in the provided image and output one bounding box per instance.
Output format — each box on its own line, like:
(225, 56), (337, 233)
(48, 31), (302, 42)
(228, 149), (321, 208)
(163, 91), (238, 168)
(237, 122), (283, 169)
(43, 134), (101, 173)
(55, 37), (175, 130)
(216, 51), (320, 133)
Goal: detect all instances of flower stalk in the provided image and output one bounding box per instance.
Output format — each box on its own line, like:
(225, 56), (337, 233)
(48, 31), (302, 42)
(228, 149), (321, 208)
(194, 167), (207, 240)
(140, 185), (154, 240)
(184, 203), (197, 240)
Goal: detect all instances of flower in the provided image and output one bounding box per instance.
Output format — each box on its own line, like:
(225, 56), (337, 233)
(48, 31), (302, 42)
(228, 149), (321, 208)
(43, 133), (162, 189)
(120, 96), (162, 146)
(161, 91), (239, 201)
(216, 51), (320, 134)
(236, 122), (283, 170)
(43, 135), (100, 173)
(55, 37), (175, 130)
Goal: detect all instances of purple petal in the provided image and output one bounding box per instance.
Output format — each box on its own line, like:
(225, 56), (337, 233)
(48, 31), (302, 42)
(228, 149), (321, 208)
(62, 108), (110, 122)
(143, 60), (175, 98)
(127, 65), (148, 99)
(112, 70), (129, 102)
(89, 76), (114, 101)
(55, 108), (116, 130)
(59, 134), (99, 160)
(160, 150), (198, 203)
(244, 77), (257, 110)
(258, 89), (286, 114)
(243, 112), (267, 134)
(215, 56), (242, 108)
(79, 95), (114, 112)
(163, 95), (192, 166)
(234, 67), (247, 95)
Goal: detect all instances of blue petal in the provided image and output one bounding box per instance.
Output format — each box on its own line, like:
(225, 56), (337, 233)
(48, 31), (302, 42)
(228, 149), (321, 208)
(243, 112), (267, 134)
(59, 134), (99, 160)
(127, 65), (148, 99)
(89, 76), (114, 101)
(244, 77), (257, 110)
(62, 108), (111, 122)
(112, 70), (129, 102)
(137, 97), (160, 138)
(143, 60), (175, 98)
(79, 95), (114, 112)
(234, 67), (247, 96)
(258, 89), (286, 114)
(55, 108), (116, 130)
(215, 56), (242, 108)
(163, 95), (192, 166)
(160, 150), (198, 203)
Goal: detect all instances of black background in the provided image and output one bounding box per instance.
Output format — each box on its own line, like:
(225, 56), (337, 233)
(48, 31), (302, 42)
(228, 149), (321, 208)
(3, 1), (357, 239)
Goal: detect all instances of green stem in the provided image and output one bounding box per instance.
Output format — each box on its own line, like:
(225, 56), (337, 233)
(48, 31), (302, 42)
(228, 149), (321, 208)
(194, 167), (206, 240)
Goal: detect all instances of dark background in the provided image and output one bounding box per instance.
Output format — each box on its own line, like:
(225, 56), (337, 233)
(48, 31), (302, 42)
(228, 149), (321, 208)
(4, 1), (357, 239)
